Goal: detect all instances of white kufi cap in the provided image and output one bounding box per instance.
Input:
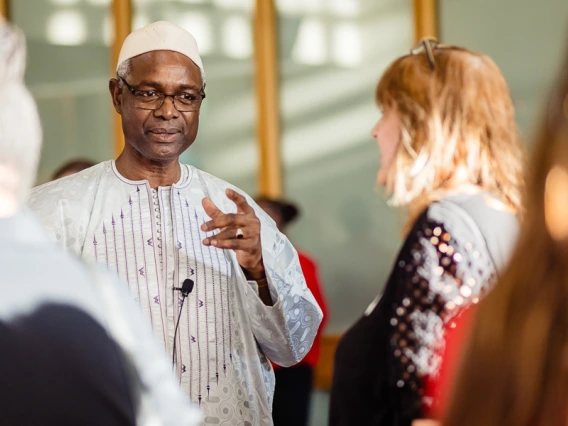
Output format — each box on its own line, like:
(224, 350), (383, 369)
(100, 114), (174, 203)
(116, 21), (204, 75)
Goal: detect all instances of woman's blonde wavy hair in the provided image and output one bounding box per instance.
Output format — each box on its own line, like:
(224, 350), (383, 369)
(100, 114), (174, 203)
(375, 41), (524, 218)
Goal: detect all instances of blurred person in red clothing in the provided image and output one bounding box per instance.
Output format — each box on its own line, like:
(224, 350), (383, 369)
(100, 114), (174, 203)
(256, 196), (329, 426)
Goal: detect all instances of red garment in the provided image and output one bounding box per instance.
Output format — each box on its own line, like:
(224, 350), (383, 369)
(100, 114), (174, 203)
(273, 251), (328, 369)
(424, 307), (476, 419)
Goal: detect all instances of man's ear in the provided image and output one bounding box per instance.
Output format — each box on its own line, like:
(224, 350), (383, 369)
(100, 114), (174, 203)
(109, 78), (122, 115)
(199, 82), (206, 116)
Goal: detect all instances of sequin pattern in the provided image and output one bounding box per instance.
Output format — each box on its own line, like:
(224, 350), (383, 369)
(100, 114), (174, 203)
(389, 208), (496, 410)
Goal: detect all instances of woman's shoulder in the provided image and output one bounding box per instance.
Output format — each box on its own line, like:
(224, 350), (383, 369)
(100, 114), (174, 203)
(428, 191), (514, 223)
(412, 192), (519, 273)
(415, 193), (516, 238)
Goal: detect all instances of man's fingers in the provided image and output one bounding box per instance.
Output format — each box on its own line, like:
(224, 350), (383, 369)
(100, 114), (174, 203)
(203, 228), (248, 245)
(202, 197), (223, 219)
(201, 213), (246, 232)
(201, 190), (260, 255)
(226, 188), (254, 214)
(203, 236), (254, 250)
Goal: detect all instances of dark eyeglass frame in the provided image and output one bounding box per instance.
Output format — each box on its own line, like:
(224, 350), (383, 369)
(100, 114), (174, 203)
(118, 76), (206, 112)
(410, 37), (451, 70)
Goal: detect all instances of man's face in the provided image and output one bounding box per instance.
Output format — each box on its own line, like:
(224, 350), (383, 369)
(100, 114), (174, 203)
(109, 50), (203, 162)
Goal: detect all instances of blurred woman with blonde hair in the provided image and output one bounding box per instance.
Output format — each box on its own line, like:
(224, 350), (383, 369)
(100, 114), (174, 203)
(441, 44), (568, 426)
(329, 39), (524, 426)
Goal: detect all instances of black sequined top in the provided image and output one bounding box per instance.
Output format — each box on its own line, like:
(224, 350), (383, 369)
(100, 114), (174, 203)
(329, 193), (519, 426)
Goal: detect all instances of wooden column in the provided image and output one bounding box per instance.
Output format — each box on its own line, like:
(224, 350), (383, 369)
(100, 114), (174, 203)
(413, 0), (438, 42)
(111, 0), (132, 158)
(253, 0), (282, 198)
(0, 0), (9, 20)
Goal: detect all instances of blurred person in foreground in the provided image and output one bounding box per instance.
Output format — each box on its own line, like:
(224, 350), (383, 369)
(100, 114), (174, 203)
(0, 20), (201, 426)
(329, 38), (524, 426)
(28, 21), (322, 424)
(52, 158), (96, 180)
(256, 197), (329, 426)
(438, 42), (568, 426)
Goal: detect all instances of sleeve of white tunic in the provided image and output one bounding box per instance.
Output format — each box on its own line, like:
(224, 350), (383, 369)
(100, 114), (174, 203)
(246, 210), (324, 367)
(221, 192), (324, 367)
(202, 173), (324, 367)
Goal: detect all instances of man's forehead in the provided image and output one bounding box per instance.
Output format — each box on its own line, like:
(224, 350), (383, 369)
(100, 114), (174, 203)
(131, 50), (199, 70)
(129, 50), (202, 84)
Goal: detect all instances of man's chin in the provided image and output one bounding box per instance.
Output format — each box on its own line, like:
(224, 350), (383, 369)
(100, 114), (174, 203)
(137, 148), (179, 163)
(144, 141), (188, 161)
(126, 137), (193, 162)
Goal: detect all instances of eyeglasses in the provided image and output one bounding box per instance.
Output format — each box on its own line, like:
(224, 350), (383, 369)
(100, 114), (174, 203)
(119, 77), (206, 112)
(410, 37), (451, 70)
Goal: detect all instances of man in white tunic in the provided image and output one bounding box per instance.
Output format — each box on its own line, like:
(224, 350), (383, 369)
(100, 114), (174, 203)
(1, 19), (201, 426)
(29, 21), (323, 426)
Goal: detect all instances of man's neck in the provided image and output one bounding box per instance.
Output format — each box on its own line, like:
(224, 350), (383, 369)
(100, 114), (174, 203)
(115, 149), (181, 189)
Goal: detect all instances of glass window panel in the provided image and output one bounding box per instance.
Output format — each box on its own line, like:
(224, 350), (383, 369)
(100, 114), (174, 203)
(279, 0), (413, 333)
(132, 0), (257, 194)
(10, 0), (113, 183)
(439, 0), (568, 140)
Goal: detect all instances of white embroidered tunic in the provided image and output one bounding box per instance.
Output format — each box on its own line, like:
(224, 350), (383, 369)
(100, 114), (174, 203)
(29, 160), (323, 426)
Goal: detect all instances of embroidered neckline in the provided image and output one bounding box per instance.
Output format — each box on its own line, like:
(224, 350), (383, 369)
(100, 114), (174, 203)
(110, 160), (193, 189)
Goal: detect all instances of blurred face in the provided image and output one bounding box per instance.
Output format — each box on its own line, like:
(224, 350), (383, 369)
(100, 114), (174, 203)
(109, 50), (203, 162)
(55, 170), (76, 179)
(371, 107), (401, 186)
(257, 201), (285, 230)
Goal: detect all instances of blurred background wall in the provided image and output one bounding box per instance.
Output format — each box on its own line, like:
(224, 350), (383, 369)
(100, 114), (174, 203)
(4, 1), (568, 424)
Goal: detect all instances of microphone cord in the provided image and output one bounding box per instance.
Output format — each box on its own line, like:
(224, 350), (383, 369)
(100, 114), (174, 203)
(172, 294), (187, 370)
